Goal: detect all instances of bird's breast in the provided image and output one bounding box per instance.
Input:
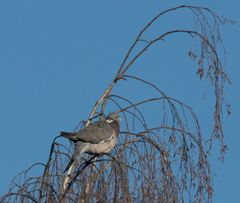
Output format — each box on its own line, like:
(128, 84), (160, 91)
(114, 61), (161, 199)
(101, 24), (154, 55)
(86, 136), (116, 154)
(109, 121), (120, 135)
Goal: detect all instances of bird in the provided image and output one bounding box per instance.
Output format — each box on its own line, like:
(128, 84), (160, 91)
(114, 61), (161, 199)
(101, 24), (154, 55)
(60, 112), (120, 173)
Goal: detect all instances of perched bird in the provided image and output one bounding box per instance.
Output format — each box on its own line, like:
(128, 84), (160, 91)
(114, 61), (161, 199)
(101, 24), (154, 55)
(61, 112), (120, 173)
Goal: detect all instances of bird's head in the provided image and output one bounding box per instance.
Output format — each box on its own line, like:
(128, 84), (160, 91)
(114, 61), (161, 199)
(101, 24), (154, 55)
(106, 112), (120, 123)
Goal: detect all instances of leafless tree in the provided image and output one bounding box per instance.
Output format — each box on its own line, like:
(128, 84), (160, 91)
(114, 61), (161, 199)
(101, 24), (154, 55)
(1, 5), (232, 203)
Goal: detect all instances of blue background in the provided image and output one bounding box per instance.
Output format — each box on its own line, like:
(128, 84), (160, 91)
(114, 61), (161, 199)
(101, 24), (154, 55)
(0, 1), (239, 202)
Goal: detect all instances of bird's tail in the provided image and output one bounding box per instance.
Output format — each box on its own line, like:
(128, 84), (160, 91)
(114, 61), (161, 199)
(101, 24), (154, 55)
(60, 131), (79, 142)
(60, 131), (74, 138)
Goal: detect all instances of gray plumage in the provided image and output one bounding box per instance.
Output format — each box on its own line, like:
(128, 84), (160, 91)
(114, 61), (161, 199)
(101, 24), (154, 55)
(61, 120), (116, 144)
(61, 112), (120, 172)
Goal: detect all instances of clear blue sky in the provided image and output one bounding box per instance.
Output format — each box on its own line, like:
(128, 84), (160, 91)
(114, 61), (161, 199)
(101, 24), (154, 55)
(0, 1), (239, 202)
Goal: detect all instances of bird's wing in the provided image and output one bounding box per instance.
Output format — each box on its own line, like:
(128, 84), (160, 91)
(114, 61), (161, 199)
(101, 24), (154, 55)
(61, 121), (115, 144)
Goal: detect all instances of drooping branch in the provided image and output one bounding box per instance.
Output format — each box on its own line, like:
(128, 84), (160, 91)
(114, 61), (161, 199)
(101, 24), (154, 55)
(1, 5), (231, 203)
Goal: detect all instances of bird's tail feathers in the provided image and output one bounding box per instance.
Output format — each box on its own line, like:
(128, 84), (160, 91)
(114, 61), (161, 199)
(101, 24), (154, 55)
(60, 131), (74, 138)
